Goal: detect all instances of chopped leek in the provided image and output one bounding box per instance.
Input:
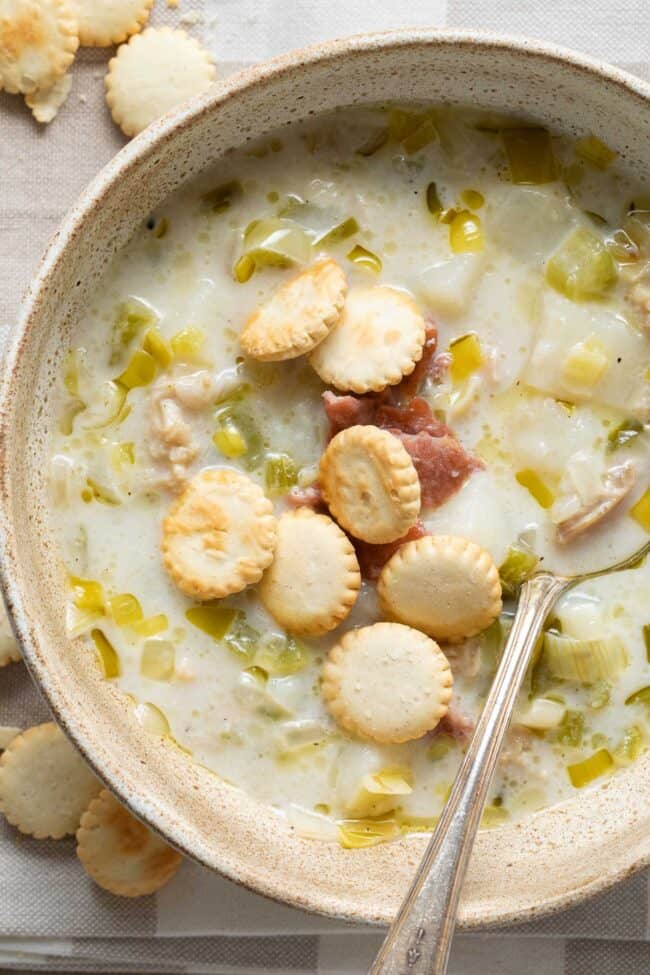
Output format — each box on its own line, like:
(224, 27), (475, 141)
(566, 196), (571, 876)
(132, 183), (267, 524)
(264, 452), (298, 497)
(561, 335), (609, 387)
(63, 348), (84, 396)
(613, 725), (644, 766)
(213, 402), (263, 470)
(426, 182), (442, 216)
(356, 128), (389, 156)
(337, 818), (400, 849)
(347, 244), (382, 273)
(132, 614), (168, 637)
(567, 748), (613, 788)
(516, 697), (566, 730)
(402, 117), (437, 154)
(607, 418), (644, 452)
(515, 469), (556, 509)
(575, 135), (617, 170)
(625, 685), (650, 706)
(233, 254), (255, 283)
(449, 210), (484, 253)
(185, 605), (238, 641)
(213, 420), (247, 459)
(235, 670), (292, 719)
(59, 399), (84, 435)
(116, 349), (157, 389)
(107, 593), (143, 626)
(449, 333), (483, 384)
(79, 380), (129, 431)
(480, 804), (509, 828)
(142, 329), (173, 369)
(110, 300), (156, 366)
(134, 701), (170, 736)
(543, 632), (628, 683)
(91, 628), (120, 678)
(589, 680), (611, 710)
(313, 217), (360, 248)
(70, 576), (104, 614)
(546, 228), (617, 301)
(151, 216), (168, 239)
(502, 127), (557, 185)
(555, 709), (584, 747)
(398, 814), (440, 835)
(170, 327), (207, 364)
(224, 617), (259, 661)
(460, 189), (485, 209)
(82, 478), (120, 506)
(140, 639), (175, 681)
(498, 545), (539, 597)
(254, 635), (309, 677)
(388, 108), (437, 151)
(629, 488), (650, 532)
(240, 218), (313, 273)
(346, 767), (413, 818)
(110, 441), (135, 471)
(202, 180), (243, 213)
(644, 625), (650, 663)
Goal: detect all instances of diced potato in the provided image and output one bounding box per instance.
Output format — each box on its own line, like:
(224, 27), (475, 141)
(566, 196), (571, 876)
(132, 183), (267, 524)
(416, 253), (485, 317)
(561, 335), (609, 387)
(516, 697), (566, 730)
(487, 185), (574, 262)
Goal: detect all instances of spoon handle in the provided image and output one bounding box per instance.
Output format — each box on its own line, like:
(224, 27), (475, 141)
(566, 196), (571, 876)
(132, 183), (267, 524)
(368, 572), (568, 975)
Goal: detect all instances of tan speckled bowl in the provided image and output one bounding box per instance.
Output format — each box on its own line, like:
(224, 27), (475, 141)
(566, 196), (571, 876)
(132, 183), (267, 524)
(1, 30), (649, 926)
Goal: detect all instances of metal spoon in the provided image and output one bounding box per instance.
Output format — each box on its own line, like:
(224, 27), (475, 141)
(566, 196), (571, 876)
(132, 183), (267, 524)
(369, 539), (650, 975)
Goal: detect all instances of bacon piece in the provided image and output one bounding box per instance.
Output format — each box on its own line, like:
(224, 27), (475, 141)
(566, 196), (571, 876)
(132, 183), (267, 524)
(435, 706), (474, 742)
(286, 484), (325, 511)
(396, 431), (483, 509)
(375, 396), (449, 437)
(353, 521), (427, 581)
(396, 321), (439, 400)
(322, 390), (380, 438)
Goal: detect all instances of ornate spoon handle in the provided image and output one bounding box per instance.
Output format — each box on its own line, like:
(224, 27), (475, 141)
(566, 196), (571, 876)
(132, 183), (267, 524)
(369, 572), (568, 975)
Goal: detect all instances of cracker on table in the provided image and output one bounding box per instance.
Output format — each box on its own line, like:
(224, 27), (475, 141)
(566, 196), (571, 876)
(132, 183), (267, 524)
(240, 259), (347, 362)
(259, 508), (360, 635)
(0, 722), (101, 839)
(310, 285), (426, 393)
(0, 603), (21, 667)
(25, 70), (71, 122)
(319, 425), (421, 544)
(162, 468), (277, 601)
(322, 622), (453, 744)
(77, 789), (182, 896)
(69, 0), (153, 47)
(0, 0), (78, 95)
(378, 534), (502, 643)
(105, 27), (216, 138)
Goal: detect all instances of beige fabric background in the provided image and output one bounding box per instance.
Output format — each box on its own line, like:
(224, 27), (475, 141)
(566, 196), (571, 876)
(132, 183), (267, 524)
(0, 0), (649, 971)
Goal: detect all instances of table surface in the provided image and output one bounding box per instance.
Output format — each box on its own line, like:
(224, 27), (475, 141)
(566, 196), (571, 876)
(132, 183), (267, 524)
(1, 1), (649, 972)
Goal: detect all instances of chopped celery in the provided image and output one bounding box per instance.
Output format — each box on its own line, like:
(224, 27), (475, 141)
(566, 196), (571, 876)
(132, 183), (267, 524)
(555, 709), (585, 747)
(449, 333), (483, 384)
(233, 254), (256, 283)
(140, 639), (175, 681)
(427, 734), (457, 760)
(254, 635), (309, 677)
(107, 593), (143, 626)
(625, 685), (650, 706)
(567, 748), (613, 787)
(170, 327), (206, 364)
(562, 335), (609, 387)
(449, 210), (484, 253)
(629, 488), (650, 532)
(314, 217), (360, 248)
(543, 632), (628, 683)
(91, 628), (120, 678)
(347, 244), (382, 273)
(224, 617), (260, 661)
(498, 545), (539, 597)
(356, 128), (389, 156)
(82, 478), (120, 506)
(132, 614), (168, 637)
(517, 697), (566, 730)
(607, 418), (644, 452)
(613, 725), (644, 766)
(185, 605), (238, 641)
(515, 469), (555, 509)
(79, 380), (130, 431)
(480, 616), (512, 672)
(546, 228), (617, 301)
(502, 127), (557, 185)
(241, 218), (313, 272)
(337, 818), (400, 849)
(116, 349), (157, 389)
(461, 189), (485, 210)
(426, 182), (442, 217)
(213, 421), (247, 459)
(110, 300), (157, 366)
(575, 135), (617, 170)
(202, 180), (243, 213)
(110, 441), (135, 471)
(264, 452), (298, 497)
(70, 576), (104, 613)
(142, 329), (173, 368)
(134, 701), (170, 736)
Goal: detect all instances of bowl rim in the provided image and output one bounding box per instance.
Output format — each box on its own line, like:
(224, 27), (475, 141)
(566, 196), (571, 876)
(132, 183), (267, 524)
(1, 27), (650, 929)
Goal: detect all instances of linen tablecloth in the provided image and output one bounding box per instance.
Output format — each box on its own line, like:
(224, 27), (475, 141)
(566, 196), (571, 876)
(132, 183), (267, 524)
(1, 1), (649, 972)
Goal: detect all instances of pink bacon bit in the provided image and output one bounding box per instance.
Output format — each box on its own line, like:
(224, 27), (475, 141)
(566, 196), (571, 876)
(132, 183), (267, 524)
(434, 706), (475, 742)
(353, 520), (428, 581)
(286, 484), (325, 511)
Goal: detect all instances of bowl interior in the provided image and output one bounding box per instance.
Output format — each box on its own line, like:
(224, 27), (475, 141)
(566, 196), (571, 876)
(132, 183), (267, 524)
(1, 31), (649, 927)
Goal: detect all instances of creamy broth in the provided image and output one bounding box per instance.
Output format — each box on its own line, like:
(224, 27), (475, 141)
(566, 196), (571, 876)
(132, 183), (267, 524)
(49, 106), (650, 844)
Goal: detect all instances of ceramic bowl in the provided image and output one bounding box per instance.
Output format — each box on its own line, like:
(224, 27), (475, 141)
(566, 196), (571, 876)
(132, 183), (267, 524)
(1, 29), (649, 927)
